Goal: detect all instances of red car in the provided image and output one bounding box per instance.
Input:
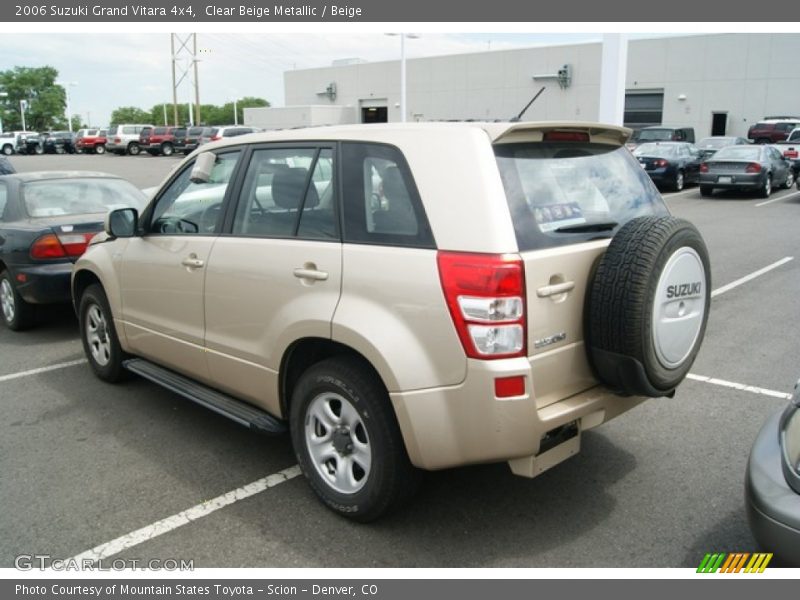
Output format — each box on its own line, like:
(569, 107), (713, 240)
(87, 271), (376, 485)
(747, 119), (800, 144)
(139, 126), (182, 156)
(75, 129), (108, 154)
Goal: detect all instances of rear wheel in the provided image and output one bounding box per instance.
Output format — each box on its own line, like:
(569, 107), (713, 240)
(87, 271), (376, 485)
(290, 356), (420, 522)
(79, 284), (128, 382)
(161, 142), (174, 156)
(95, 144), (106, 155)
(758, 174), (772, 198)
(1, 144), (12, 155)
(33, 144), (44, 155)
(0, 270), (35, 331)
(784, 170), (795, 189)
(127, 143), (141, 156)
(672, 170), (685, 192)
(699, 185), (714, 197)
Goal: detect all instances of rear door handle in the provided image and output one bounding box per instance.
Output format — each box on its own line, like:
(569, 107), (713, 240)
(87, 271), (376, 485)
(293, 268), (328, 281)
(181, 254), (205, 269)
(536, 281), (575, 298)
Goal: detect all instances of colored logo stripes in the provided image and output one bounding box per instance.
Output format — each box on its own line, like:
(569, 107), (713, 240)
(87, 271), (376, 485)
(697, 552), (773, 573)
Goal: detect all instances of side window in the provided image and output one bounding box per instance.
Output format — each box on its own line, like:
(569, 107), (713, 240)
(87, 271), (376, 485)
(341, 142), (435, 248)
(149, 151), (241, 235)
(232, 147), (337, 240)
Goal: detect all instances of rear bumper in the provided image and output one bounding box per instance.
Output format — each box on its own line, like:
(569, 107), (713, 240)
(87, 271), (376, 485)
(699, 173), (764, 188)
(13, 263), (73, 305)
(390, 358), (645, 474)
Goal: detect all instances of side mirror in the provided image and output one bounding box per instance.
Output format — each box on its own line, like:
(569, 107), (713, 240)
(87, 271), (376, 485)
(105, 208), (138, 238)
(190, 152), (216, 184)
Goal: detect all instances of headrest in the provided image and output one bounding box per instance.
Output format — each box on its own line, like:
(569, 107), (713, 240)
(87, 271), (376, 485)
(271, 167), (318, 209)
(381, 166), (408, 202)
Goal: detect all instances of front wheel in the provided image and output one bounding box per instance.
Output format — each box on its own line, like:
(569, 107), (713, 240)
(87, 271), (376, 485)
(1, 144), (12, 155)
(0, 271), (35, 331)
(672, 170), (685, 192)
(79, 284), (128, 382)
(33, 144), (44, 155)
(127, 143), (141, 156)
(161, 143), (174, 156)
(290, 357), (420, 522)
(784, 170), (795, 189)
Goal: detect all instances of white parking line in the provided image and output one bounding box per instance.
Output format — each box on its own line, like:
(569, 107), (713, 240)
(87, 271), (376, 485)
(686, 374), (792, 400)
(662, 189), (697, 199)
(755, 190), (800, 207)
(0, 358), (86, 383)
(710, 256), (794, 298)
(67, 465), (301, 565)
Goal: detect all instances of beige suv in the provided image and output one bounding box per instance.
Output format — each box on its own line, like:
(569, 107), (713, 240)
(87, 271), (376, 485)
(72, 122), (711, 521)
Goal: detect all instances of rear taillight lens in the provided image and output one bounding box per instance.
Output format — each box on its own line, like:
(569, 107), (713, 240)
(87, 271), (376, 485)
(653, 159), (668, 168)
(785, 149), (798, 159)
(700, 163), (709, 173)
(210, 135), (221, 141)
(114, 137), (121, 143)
(30, 232), (94, 260)
(745, 162), (762, 174)
(437, 251), (526, 359)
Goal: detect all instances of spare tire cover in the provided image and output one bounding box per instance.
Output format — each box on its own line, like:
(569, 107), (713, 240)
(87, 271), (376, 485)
(587, 216), (711, 397)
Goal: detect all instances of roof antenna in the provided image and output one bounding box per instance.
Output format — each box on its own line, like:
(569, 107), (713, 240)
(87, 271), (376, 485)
(510, 86), (546, 122)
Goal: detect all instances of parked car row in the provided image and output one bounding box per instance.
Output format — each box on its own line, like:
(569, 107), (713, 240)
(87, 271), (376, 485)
(633, 139), (795, 197)
(109, 124), (261, 156)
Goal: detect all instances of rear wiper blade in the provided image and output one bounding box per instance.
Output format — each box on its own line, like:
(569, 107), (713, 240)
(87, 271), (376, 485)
(554, 221), (618, 233)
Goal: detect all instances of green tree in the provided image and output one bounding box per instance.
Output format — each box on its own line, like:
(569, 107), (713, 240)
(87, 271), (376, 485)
(0, 66), (65, 131)
(110, 106), (151, 124)
(220, 96), (270, 126)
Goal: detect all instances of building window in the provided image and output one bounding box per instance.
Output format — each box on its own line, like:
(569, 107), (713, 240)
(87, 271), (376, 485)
(624, 91), (664, 129)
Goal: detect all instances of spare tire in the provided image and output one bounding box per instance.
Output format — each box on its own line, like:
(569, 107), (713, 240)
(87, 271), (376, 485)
(587, 216), (710, 397)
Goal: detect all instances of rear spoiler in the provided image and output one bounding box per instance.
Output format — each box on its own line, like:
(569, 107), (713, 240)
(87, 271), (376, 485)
(490, 122), (632, 146)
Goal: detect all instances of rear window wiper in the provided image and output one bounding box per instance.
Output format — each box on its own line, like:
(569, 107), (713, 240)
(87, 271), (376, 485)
(554, 221), (618, 233)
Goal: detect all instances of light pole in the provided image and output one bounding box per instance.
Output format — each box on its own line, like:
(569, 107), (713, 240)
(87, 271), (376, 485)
(233, 98), (238, 125)
(58, 81), (78, 132)
(20, 99), (27, 131)
(386, 33), (419, 123)
(0, 91), (7, 133)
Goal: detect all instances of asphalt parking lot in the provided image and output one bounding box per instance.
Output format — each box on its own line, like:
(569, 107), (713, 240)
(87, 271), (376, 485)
(1, 153), (798, 568)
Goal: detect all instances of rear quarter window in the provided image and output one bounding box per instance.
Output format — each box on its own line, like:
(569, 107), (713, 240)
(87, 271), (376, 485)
(495, 142), (669, 251)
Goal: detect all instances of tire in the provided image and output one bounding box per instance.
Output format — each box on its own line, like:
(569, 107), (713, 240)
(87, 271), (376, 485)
(290, 356), (420, 522)
(758, 174), (772, 198)
(161, 143), (174, 156)
(127, 143), (141, 156)
(699, 185), (714, 197)
(33, 144), (44, 155)
(671, 170), (685, 192)
(0, 270), (35, 331)
(95, 144), (106, 155)
(587, 216), (711, 397)
(784, 170), (794, 189)
(78, 284), (129, 382)
(55, 146), (65, 154)
(1, 144), (12, 156)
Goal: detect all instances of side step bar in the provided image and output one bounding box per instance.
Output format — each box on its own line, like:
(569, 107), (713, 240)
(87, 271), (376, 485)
(123, 358), (287, 435)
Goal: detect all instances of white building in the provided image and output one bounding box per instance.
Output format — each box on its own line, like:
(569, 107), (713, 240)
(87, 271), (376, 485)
(244, 33), (800, 138)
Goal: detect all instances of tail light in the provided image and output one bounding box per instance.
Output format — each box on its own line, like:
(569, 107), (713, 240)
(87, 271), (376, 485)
(30, 232), (95, 260)
(700, 163), (709, 173)
(210, 135), (221, 141)
(745, 162), (762, 174)
(653, 159), (668, 168)
(784, 149), (798, 159)
(437, 251), (526, 359)
(542, 131), (590, 143)
(114, 137), (121, 143)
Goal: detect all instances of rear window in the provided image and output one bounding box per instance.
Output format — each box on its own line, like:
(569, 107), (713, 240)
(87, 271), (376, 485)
(713, 146), (761, 161)
(633, 143), (678, 158)
(698, 137), (733, 149)
(22, 178), (146, 218)
(495, 142), (668, 251)
(637, 129), (673, 142)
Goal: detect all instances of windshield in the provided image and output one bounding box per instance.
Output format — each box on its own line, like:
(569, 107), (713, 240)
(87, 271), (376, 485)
(22, 178), (146, 218)
(637, 129), (673, 142)
(713, 146), (761, 161)
(698, 138), (734, 149)
(633, 143), (678, 158)
(495, 142), (668, 250)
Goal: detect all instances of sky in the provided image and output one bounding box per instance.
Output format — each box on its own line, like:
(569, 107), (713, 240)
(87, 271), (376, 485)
(0, 32), (674, 127)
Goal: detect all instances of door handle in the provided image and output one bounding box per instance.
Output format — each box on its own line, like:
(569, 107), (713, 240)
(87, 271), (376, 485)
(536, 281), (575, 298)
(181, 254), (205, 269)
(293, 268), (328, 281)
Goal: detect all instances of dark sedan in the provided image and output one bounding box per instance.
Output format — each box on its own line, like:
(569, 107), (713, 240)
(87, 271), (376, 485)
(746, 380), (800, 566)
(632, 141), (703, 191)
(42, 131), (77, 154)
(696, 136), (750, 159)
(0, 172), (146, 330)
(699, 145), (793, 198)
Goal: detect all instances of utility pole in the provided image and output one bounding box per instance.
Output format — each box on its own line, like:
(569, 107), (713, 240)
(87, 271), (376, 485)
(171, 33), (200, 126)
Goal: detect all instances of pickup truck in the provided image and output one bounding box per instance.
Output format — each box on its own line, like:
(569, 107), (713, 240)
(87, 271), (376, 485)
(774, 128), (800, 174)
